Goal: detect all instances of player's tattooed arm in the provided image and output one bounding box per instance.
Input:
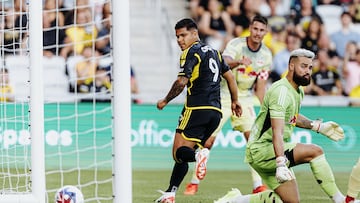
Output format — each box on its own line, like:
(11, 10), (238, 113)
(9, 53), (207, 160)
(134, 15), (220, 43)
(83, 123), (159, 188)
(295, 114), (313, 129)
(165, 76), (188, 103)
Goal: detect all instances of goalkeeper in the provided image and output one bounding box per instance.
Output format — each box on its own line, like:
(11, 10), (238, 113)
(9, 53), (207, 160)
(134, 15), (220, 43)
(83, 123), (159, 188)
(215, 48), (349, 203)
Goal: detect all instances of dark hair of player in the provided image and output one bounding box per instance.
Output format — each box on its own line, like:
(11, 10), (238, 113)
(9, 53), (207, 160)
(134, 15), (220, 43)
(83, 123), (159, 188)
(175, 18), (198, 31)
(251, 15), (268, 26)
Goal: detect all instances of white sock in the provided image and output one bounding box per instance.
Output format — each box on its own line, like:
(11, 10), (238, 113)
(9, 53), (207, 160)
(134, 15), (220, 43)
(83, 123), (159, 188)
(190, 167), (200, 184)
(332, 191), (345, 203)
(253, 180), (263, 189)
(249, 165), (263, 189)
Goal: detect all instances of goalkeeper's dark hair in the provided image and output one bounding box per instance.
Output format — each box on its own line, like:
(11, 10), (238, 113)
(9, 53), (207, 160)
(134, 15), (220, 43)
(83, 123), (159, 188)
(175, 18), (198, 31)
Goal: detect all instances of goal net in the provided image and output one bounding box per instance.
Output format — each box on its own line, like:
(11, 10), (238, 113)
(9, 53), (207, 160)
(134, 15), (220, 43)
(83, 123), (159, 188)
(1, 0), (116, 202)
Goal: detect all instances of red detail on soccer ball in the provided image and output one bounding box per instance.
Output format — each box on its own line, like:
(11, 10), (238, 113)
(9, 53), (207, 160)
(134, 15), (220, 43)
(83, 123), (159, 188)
(55, 185), (84, 203)
(56, 191), (72, 203)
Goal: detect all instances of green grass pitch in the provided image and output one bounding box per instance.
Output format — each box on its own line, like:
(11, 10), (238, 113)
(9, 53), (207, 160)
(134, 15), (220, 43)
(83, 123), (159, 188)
(134, 169), (352, 203)
(3, 168), (352, 202)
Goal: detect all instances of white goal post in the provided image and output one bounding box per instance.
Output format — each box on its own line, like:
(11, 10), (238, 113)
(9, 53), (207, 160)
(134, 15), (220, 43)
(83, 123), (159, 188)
(112, 0), (132, 202)
(0, 1), (45, 202)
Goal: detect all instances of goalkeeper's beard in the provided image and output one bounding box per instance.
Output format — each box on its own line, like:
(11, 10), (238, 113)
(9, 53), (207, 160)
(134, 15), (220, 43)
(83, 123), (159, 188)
(293, 71), (311, 86)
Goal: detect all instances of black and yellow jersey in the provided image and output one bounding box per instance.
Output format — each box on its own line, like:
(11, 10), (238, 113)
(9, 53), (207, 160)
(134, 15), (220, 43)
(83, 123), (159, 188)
(178, 41), (230, 110)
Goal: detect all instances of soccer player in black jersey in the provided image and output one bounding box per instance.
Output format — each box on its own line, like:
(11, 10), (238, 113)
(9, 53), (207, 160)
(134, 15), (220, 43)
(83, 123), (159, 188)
(155, 18), (242, 203)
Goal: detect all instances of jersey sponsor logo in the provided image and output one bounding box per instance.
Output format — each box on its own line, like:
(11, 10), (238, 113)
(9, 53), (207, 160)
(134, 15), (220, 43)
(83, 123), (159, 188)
(236, 66), (258, 77)
(255, 58), (265, 67)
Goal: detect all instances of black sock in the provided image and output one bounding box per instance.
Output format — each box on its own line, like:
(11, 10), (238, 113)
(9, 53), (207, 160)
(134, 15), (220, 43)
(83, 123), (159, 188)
(166, 162), (189, 192)
(176, 146), (196, 162)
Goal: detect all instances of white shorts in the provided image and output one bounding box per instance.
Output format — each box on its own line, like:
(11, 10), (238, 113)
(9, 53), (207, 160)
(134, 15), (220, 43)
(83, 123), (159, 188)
(212, 95), (258, 136)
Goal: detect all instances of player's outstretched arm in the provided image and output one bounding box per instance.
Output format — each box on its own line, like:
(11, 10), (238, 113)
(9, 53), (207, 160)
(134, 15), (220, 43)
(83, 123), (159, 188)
(311, 120), (344, 141)
(295, 114), (344, 141)
(157, 76), (188, 110)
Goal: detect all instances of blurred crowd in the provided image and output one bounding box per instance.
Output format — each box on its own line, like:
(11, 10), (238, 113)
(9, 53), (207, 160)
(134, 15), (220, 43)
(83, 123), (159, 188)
(0, 0), (141, 103)
(2, 0), (360, 104)
(185, 0), (360, 103)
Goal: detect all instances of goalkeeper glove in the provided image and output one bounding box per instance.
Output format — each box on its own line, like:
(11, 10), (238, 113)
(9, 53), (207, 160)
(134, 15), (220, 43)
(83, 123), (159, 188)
(275, 156), (295, 183)
(311, 120), (344, 141)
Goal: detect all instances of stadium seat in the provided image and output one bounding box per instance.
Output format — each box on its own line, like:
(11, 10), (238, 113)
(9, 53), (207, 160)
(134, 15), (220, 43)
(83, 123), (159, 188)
(5, 55), (72, 102)
(5, 55), (30, 102)
(43, 56), (74, 102)
(316, 5), (343, 35)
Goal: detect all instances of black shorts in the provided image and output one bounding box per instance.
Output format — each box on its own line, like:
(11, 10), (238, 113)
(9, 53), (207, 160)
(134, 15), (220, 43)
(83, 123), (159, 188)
(176, 107), (221, 146)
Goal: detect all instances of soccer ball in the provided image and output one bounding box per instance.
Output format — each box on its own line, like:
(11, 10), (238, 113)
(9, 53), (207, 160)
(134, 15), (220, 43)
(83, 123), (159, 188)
(55, 185), (84, 203)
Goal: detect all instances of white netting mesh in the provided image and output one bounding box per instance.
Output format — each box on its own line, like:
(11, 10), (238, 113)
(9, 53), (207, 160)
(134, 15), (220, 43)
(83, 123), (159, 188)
(1, 0), (114, 202)
(1, 0), (31, 195)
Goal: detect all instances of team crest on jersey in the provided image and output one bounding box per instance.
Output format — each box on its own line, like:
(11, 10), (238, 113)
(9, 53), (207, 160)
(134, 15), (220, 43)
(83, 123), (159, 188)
(288, 114), (298, 126)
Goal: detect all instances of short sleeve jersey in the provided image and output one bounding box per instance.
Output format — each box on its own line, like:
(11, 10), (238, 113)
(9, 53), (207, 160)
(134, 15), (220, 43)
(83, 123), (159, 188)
(221, 37), (272, 97)
(311, 69), (340, 93)
(247, 78), (304, 145)
(179, 42), (230, 110)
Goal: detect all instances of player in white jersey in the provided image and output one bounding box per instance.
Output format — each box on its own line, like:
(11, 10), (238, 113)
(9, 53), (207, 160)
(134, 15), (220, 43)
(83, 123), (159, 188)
(184, 15), (272, 195)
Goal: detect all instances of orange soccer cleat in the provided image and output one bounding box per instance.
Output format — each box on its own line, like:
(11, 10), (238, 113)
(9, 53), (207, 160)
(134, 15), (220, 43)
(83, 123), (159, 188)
(183, 183), (198, 195)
